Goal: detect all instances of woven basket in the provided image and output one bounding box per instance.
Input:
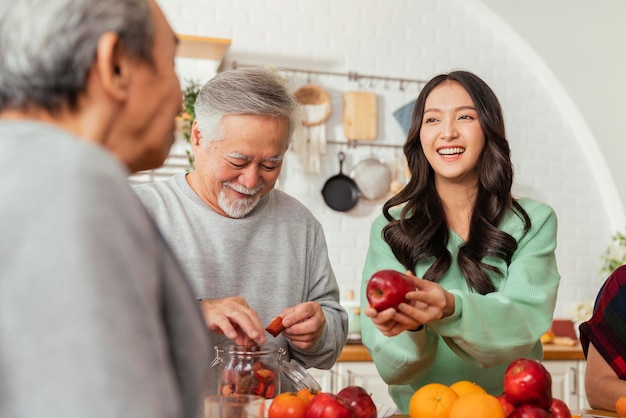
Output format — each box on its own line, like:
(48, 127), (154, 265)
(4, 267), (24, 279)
(294, 84), (331, 126)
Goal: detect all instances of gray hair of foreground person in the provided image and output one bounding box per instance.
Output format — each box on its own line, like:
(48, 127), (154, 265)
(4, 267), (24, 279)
(194, 67), (299, 147)
(0, 0), (154, 112)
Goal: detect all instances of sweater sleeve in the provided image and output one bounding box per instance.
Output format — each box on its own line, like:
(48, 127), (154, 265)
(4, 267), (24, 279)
(579, 265), (626, 379)
(360, 214), (440, 384)
(288, 221), (349, 370)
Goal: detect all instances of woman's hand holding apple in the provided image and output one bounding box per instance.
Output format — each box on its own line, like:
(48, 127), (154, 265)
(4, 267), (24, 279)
(399, 275), (456, 322)
(364, 269), (456, 336)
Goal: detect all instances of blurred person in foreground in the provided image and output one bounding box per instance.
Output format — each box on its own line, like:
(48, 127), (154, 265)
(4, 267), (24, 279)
(360, 70), (560, 412)
(579, 264), (626, 411)
(0, 0), (209, 417)
(134, 67), (348, 393)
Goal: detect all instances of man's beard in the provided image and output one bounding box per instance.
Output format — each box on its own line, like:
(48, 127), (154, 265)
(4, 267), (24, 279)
(218, 181), (264, 218)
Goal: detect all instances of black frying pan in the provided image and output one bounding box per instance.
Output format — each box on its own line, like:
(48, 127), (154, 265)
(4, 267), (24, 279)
(321, 151), (360, 212)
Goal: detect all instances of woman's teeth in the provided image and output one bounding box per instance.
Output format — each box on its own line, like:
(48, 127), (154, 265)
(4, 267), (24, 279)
(438, 147), (465, 155)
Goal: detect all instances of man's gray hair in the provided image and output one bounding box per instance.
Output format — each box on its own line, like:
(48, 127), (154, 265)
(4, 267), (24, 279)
(194, 67), (299, 147)
(0, 0), (154, 112)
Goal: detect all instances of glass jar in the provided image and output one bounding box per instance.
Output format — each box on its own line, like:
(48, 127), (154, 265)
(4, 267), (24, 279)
(211, 344), (281, 399)
(210, 343), (321, 399)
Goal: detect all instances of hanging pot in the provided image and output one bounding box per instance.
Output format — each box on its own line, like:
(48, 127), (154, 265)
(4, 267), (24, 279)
(349, 156), (392, 201)
(321, 151), (360, 212)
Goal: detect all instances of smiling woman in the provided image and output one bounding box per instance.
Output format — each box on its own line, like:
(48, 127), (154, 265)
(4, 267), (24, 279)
(360, 70), (560, 414)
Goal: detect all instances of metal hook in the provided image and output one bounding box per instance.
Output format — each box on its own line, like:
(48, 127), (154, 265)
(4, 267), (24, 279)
(209, 346), (223, 368)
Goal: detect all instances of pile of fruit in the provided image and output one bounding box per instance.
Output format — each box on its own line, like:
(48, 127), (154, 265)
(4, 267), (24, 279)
(408, 358), (573, 418)
(499, 358), (571, 417)
(267, 386), (377, 418)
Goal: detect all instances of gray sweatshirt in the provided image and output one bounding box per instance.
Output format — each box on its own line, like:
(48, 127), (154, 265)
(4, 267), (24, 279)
(134, 173), (348, 393)
(0, 121), (209, 418)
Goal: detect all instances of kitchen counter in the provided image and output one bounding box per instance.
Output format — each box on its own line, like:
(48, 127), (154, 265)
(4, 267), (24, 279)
(390, 411), (616, 418)
(337, 342), (585, 362)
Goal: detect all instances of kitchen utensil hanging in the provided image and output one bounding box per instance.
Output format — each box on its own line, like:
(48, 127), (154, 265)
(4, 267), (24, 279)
(392, 99), (416, 136)
(343, 91), (377, 141)
(349, 154), (392, 201)
(321, 151), (360, 212)
(293, 84), (331, 174)
(389, 150), (405, 196)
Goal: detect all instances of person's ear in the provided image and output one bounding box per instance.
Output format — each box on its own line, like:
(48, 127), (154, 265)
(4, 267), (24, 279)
(191, 119), (202, 147)
(94, 32), (131, 102)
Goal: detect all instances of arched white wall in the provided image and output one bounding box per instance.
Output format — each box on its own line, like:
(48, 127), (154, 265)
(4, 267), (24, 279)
(479, 0), (626, 230)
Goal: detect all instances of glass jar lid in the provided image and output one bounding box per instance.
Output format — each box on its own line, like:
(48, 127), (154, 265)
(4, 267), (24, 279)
(279, 357), (322, 391)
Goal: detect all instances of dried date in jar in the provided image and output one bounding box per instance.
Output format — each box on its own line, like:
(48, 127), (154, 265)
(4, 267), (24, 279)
(210, 344), (280, 399)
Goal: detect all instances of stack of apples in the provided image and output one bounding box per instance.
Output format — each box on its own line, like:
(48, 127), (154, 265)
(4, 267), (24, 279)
(267, 385), (378, 418)
(499, 358), (571, 417)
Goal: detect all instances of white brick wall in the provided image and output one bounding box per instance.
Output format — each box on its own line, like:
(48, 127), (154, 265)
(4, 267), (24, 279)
(157, 0), (617, 319)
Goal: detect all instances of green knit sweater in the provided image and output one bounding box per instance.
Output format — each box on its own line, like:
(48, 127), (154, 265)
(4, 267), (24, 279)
(360, 198), (560, 413)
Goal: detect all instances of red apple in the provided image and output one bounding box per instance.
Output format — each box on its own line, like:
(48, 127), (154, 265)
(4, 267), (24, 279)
(304, 392), (354, 418)
(337, 386), (376, 418)
(509, 404), (552, 418)
(498, 393), (516, 417)
(503, 358), (552, 409)
(549, 398), (571, 418)
(365, 269), (415, 312)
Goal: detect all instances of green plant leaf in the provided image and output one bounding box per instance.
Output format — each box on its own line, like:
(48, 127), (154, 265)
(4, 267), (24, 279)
(180, 78), (202, 170)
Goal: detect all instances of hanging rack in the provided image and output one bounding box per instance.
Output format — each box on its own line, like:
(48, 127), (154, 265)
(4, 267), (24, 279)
(326, 139), (404, 149)
(230, 62), (412, 150)
(231, 61), (426, 90)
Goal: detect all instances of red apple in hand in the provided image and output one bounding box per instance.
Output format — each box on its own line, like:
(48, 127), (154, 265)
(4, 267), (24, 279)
(550, 398), (571, 418)
(510, 404), (552, 417)
(337, 386), (376, 418)
(304, 392), (353, 418)
(503, 358), (552, 409)
(366, 270), (415, 312)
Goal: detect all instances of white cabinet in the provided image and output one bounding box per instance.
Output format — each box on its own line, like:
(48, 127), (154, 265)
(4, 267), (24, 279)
(308, 363), (395, 408)
(307, 367), (335, 393)
(543, 360), (588, 410)
(335, 362), (396, 407)
(577, 360), (588, 410)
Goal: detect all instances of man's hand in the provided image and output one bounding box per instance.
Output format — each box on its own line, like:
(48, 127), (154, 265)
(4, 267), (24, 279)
(273, 301), (326, 350)
(199, 296), (266, 346)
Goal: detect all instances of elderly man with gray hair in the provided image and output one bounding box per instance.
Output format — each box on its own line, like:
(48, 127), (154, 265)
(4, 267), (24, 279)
(0, 0), (209, 417)
(134, 67), (348, 394)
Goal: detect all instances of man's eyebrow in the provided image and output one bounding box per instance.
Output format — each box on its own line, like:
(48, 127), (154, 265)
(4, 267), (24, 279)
(225, 152), (283, 163)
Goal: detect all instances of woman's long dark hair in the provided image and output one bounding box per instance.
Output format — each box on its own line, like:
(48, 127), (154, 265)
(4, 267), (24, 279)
(382, 71), (531, 295)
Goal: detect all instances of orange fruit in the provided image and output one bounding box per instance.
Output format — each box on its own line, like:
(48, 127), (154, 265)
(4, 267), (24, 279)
(449, 380), (487, 398)
(409, 383), (459, 418)
(616, 396), (626, 416)
(296, 387), (320, 406)
(448, 392), (505, 418)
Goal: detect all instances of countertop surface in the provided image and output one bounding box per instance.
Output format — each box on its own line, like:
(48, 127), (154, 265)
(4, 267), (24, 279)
(390, 411), (616, 418)
(338, 341), (585, 362)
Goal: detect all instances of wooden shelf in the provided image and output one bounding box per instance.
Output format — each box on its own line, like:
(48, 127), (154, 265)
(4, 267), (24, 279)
(337, 343), (585, 362)
(176, 34), (231, 61)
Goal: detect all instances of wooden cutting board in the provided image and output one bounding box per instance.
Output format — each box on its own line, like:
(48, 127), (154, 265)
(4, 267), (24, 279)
(343, 91), (377, 140)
